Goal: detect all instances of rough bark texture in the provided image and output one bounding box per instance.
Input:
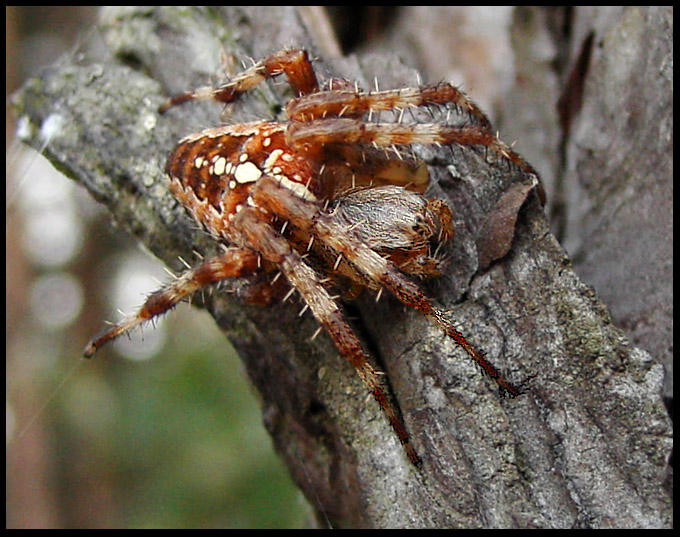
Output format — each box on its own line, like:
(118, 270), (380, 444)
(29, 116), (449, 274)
(12, 6), (671, 529)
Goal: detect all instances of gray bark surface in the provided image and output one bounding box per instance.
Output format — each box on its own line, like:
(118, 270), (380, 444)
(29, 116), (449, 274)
(12, 6), (671, 529)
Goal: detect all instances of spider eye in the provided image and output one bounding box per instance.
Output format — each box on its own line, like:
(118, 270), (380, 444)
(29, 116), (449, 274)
(413, 214), (428, 232)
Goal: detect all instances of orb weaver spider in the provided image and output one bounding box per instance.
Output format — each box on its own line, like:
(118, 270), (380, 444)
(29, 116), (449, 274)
(85, 49), (536, 467)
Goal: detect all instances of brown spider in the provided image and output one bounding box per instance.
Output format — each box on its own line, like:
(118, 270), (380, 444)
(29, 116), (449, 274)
(85, 49), (536, 467)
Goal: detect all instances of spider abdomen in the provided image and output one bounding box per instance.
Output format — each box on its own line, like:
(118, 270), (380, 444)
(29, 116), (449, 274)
(166, 120), (321, 240)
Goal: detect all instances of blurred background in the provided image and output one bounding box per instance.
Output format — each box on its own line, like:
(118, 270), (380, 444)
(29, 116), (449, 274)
(6, 6), (313, 529)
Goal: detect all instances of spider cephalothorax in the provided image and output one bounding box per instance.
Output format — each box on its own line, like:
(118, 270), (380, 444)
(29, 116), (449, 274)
(85, 49), (537, 467)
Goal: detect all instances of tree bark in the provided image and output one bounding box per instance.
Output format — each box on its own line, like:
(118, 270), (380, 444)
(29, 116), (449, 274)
(12, 6), (671, 528)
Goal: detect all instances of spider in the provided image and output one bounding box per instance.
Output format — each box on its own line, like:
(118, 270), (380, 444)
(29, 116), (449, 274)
(85, 49), (536, 467)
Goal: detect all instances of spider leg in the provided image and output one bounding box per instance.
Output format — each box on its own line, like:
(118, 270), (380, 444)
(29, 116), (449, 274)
(84, 248), (259, 358)
(252, 176), (524, 398)
(160, 49), (319, 113)
(288, 119), (538, 177)
(287, 83), (491, 128)
(233, 207), (422, 466)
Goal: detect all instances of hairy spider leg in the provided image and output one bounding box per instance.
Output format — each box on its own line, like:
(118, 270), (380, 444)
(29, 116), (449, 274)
(288, 119), (538, 177)
(286, 83), (492, 128)
(159, 49), (319, 113)
(84, 248), (259, 358)
(252, 176), (524, 398)
(232, 206), (423, 467)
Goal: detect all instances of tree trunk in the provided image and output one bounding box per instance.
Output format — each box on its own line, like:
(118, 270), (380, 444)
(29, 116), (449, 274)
(12, 6), (671, 529)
